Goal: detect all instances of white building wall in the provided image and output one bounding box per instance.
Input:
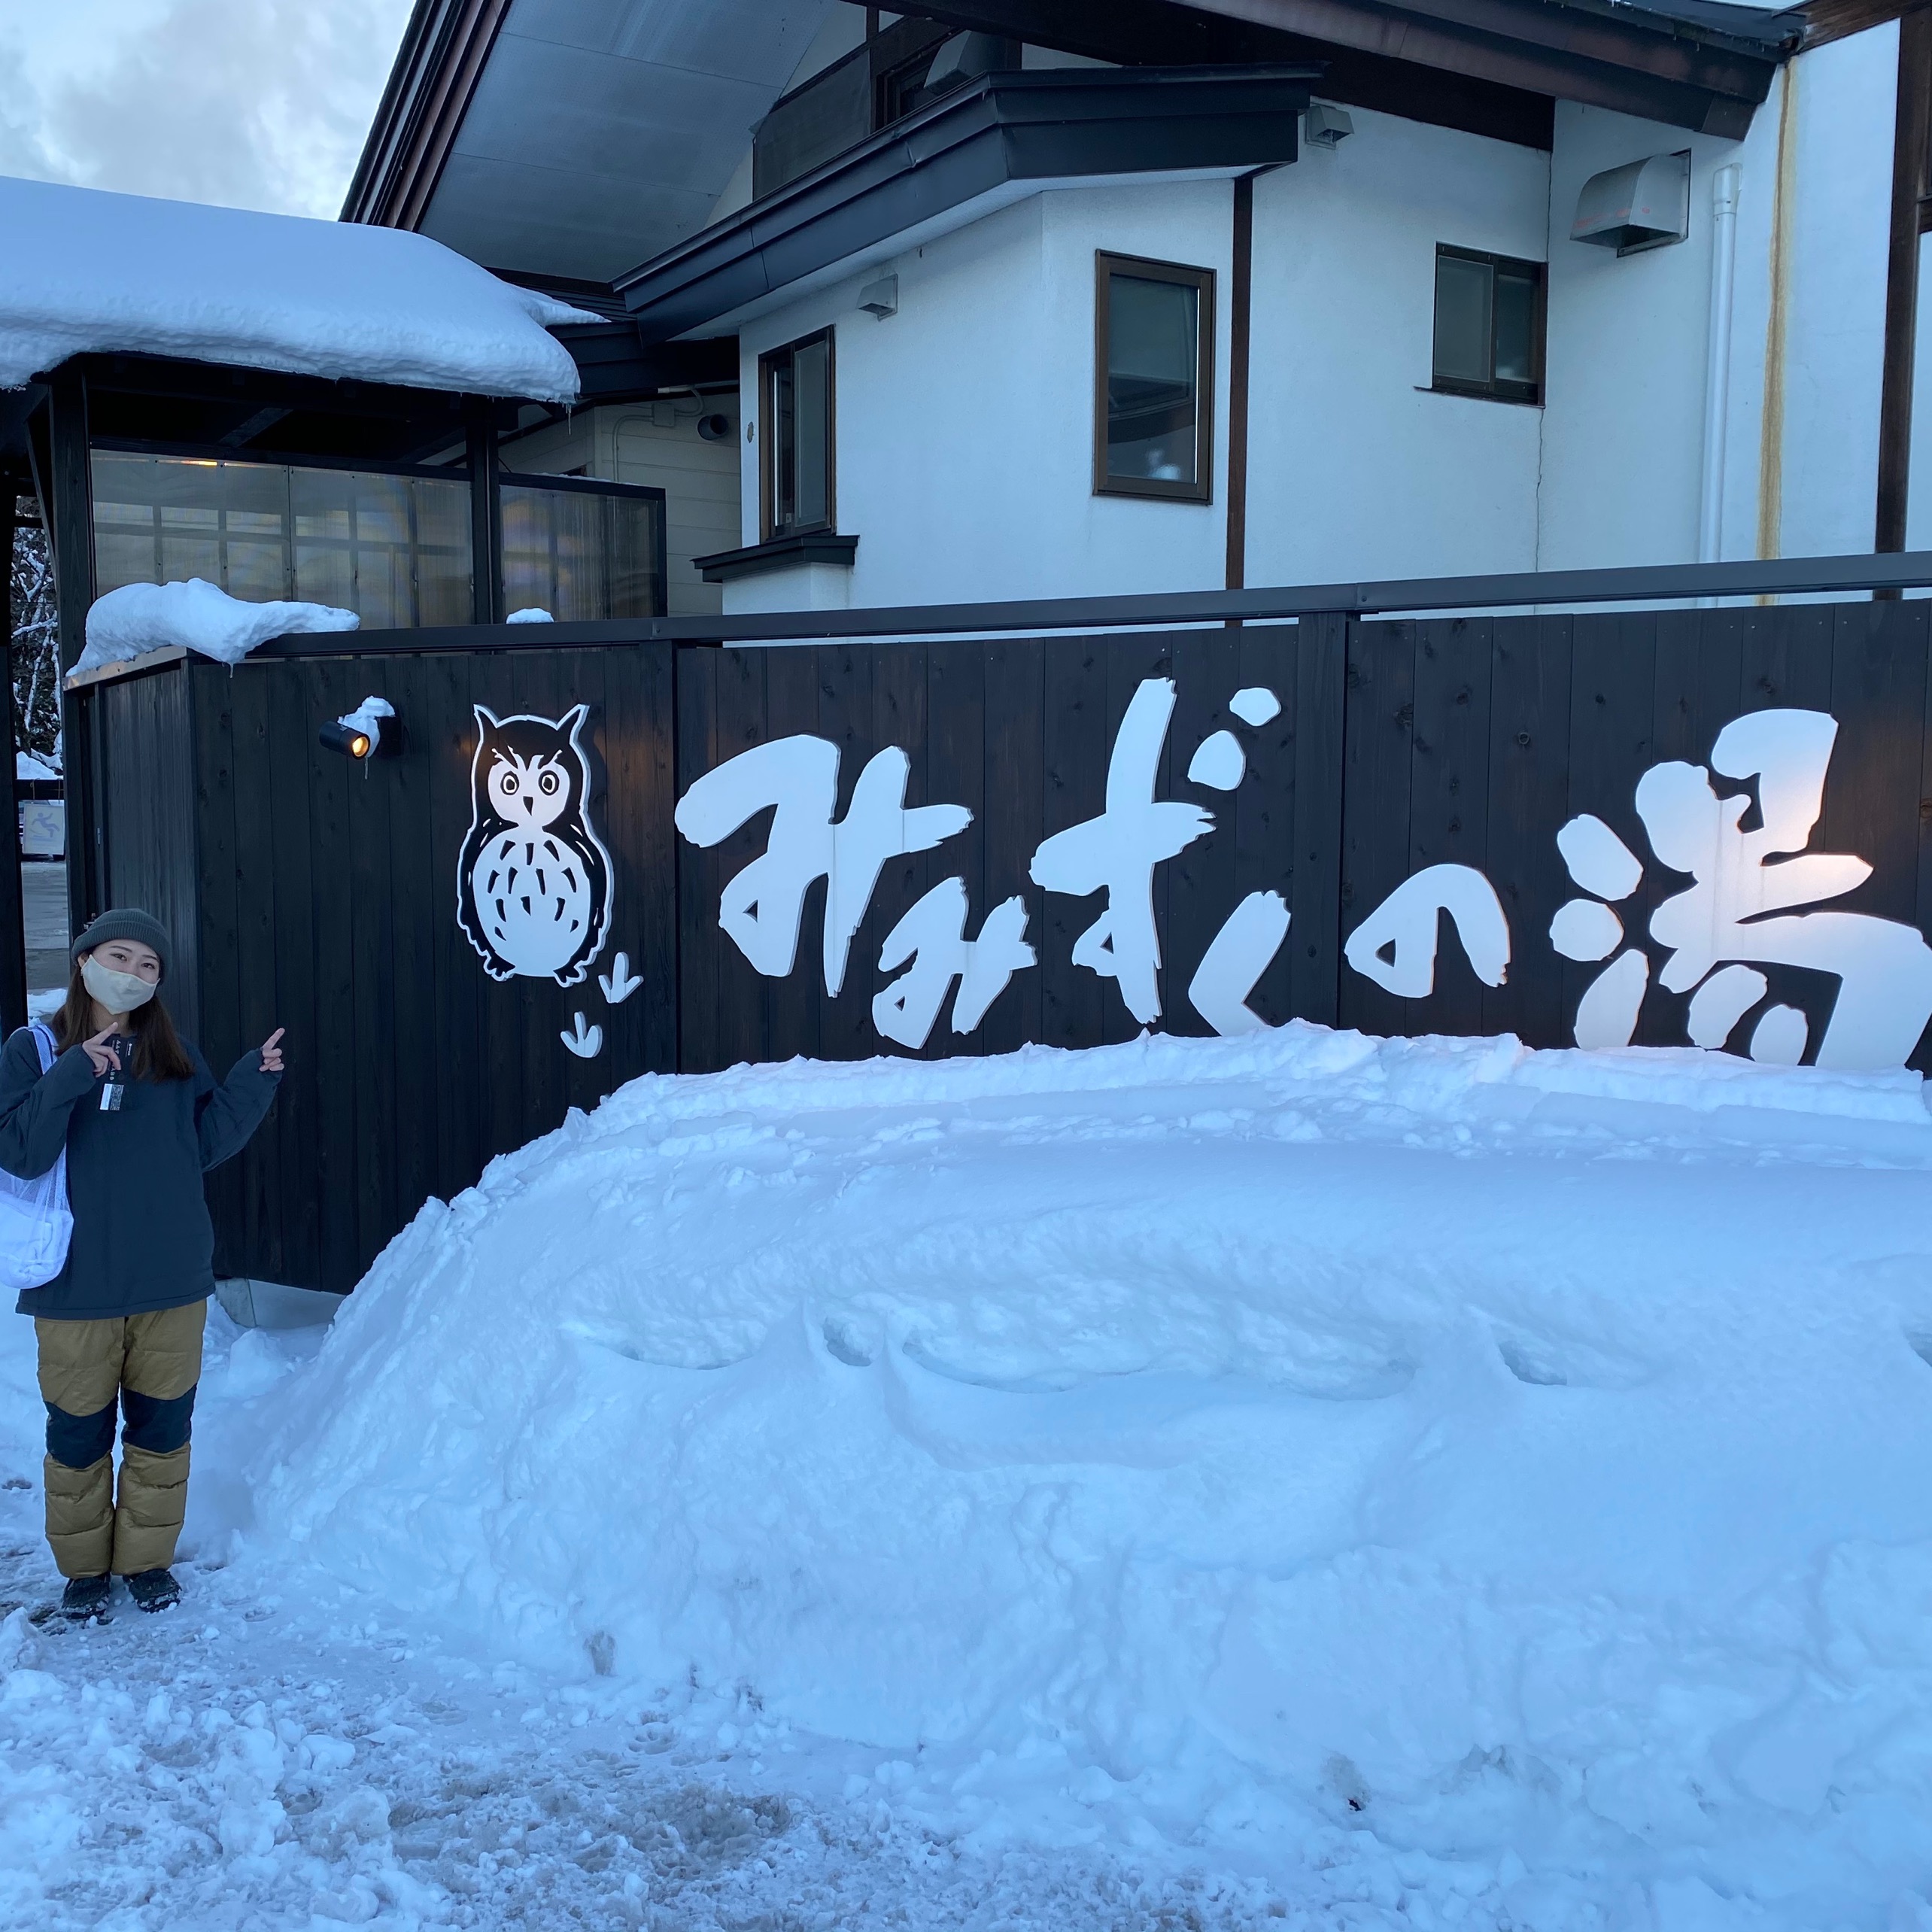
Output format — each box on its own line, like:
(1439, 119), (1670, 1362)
(716, 33), (1903, 612)
(734, 178), (1236, 609)
(1537, 106), (1752, 570)
(1774, 24), (1896, 560)
(1244, 107), (1550, 585)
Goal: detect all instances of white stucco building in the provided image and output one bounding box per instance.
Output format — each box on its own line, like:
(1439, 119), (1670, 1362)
(348, 0), (1926, 616)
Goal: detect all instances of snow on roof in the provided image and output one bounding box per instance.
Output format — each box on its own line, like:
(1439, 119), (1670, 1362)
(0, 175), (597, 403)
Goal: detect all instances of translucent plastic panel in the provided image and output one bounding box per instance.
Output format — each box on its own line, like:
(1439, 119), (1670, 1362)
(88, 457), (654, 630)
(603, 491), (661, 619)
(91, 452), (290, 603)
(290, 469), (469, 629)
(502, 484), (664, 621)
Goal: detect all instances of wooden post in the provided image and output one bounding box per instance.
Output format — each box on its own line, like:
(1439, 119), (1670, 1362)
(466, 399), (504, 624)
(1225, 170), (1255, 603)
(45, 366), (97, 935)
(0, 494), (28, 1035)
(1290, 609), (1349, 1026)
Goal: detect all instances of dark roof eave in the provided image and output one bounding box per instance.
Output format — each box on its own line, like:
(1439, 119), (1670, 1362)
(614, 64), (1323, 346)
(898, 0), (1785, 136)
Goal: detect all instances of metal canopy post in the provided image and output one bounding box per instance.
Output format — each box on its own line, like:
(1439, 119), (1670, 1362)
(466, 399), (504, 625)
(0, 494), (27, 1036)
(45, 365), (96, 937)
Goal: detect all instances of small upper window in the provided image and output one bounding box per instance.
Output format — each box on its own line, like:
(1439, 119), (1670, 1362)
(1095, 253), (1215, 502)
(1431, 246), (1544, 405)
(760, 330), (835, 539)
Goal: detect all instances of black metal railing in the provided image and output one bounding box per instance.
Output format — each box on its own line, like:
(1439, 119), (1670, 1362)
(252, 548), (1932, 657)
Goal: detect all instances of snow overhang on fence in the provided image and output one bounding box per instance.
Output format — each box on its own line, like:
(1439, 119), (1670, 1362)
(0, 175), (597, 402)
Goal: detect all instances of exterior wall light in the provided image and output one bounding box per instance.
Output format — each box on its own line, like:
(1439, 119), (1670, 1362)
(319, 695), (397, 760)
(697, 412), (733, 440)
(1304, 103), (1353, 149)
(859, 274), (899, 319)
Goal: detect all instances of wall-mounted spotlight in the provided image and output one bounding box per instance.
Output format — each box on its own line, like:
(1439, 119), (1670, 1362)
(858, 274), (899, 319)
(319, 695), (398, 760)
(697, 412), (733, 441)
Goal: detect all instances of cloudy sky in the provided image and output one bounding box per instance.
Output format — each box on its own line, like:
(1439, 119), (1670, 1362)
(0, 0), (415, 219)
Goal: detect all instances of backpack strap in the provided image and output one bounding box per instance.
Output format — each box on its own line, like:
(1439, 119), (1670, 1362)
(26, 1022), (55, 1076)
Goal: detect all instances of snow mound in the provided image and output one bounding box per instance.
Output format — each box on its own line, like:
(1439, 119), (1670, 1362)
(0, 175), (594, 401)
(78, 579), (357, 670)
(255, 1023), (1932, 1918)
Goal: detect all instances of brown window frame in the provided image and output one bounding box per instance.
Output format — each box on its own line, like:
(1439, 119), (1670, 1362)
(1429, 244), (1546, 406)
(758, 328), (837, 542)
(1093, 251), (1217, 504)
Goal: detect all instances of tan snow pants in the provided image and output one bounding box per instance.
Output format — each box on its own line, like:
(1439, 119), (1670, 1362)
(35, 1300), (205, 1578)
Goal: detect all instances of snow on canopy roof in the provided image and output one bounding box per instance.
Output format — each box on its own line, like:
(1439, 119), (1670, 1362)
(0, 175), (597, 403)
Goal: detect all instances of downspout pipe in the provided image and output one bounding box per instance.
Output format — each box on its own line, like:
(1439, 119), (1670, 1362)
(1700, 163), (1742, 570)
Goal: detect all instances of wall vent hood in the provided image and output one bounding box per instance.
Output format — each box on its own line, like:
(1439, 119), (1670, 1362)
(1572, 150), (1691, 255)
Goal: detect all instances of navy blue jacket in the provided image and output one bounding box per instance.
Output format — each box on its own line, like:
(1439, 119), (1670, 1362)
(0, 1025), (281, 1320)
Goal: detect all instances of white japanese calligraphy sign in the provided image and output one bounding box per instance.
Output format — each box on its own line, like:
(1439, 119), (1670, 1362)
(671, 670), (1932, 1074)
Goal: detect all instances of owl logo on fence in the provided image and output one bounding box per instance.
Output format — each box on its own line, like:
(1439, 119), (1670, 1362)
(457, 703), (612, 986)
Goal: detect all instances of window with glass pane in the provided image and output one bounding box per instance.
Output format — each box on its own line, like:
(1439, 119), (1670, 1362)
(1095, 254), (1214, 502)
(761, 331), (836, 539)
(1431, 246), (1544, 404)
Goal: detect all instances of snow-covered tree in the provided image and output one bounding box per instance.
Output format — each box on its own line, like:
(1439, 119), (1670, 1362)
(11, 497), (60, 769)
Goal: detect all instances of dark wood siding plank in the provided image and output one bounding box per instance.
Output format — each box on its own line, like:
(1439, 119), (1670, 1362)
(1566, 611), (1659, 1046)
(303, 658), (360, 1292)
(1406, 616), (1494, 1039)
(427, 649), (488, 1204)
(1288, 616), (1345, 1026)
(1480, 615), (1572, 1049)
(380, 655), (437, 1245)
(225, 663), (281, 1282)
(980, 636), (1045, 1054)
(1338, 618), (1416, 1039)
(674, 644), (721, 1075)
(1167, 629), (1241, 1038)
(1039, 636), (1107, 1050)
(262, 658), (321, 1286)
(923, 639), (989, 1059)
(761, 645), (824, 1065)
(1234, 625), (1298, 1028)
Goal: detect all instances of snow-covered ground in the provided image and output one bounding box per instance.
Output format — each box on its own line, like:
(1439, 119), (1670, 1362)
(7, 1020), (1932, 1928)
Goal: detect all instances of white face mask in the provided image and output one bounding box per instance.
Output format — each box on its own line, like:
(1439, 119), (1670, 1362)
(80, 956), (157, 1016)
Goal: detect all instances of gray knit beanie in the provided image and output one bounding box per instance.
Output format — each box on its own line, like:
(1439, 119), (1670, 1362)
(72, 908), (172, 979)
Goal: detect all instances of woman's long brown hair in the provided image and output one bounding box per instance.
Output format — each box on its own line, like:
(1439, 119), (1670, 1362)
(53, 961), (196, 1082)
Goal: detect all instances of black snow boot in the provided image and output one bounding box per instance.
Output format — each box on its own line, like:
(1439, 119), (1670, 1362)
(59, 1573), (111, 1621)
(125, 1568), (181, 1614)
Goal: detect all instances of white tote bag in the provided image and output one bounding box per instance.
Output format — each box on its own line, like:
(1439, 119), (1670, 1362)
(0, 1023), (73, 1291)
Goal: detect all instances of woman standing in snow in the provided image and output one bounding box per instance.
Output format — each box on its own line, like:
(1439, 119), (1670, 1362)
(0, 910), (283, 1620)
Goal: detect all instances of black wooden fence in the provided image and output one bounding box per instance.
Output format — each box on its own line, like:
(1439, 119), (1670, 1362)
(68, 591), (1932, 1293)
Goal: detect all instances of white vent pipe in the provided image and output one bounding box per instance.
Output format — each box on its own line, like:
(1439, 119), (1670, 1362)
(1699, 164), (1742, 568)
